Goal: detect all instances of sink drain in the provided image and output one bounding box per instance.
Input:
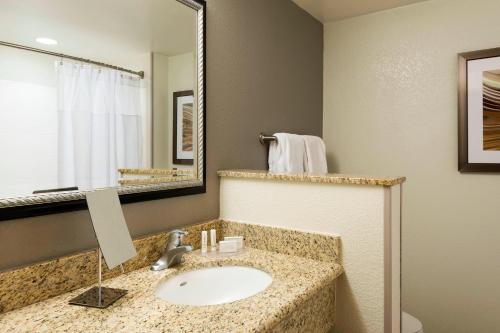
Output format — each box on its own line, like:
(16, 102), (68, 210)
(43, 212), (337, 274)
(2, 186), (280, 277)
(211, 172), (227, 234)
(180, 281), (187, 287)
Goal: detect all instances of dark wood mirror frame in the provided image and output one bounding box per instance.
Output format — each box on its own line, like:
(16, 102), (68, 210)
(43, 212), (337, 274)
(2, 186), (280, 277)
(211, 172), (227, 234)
(0, 0), (206, 221)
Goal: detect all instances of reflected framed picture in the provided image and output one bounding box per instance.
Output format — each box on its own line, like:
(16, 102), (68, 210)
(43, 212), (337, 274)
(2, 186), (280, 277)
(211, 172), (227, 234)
(459, 47), (500, 172)
(173, 90), (194, 165)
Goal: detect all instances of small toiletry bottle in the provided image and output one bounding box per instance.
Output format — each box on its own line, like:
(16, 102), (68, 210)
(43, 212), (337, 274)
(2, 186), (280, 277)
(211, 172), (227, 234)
(210, 229), (217, 251)
(201, 231), (208, 254)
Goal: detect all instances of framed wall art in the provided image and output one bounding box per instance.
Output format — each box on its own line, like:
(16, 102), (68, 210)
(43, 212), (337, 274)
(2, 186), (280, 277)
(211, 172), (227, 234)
(459, 47), (500, 172)
(173, 90), (194, 165)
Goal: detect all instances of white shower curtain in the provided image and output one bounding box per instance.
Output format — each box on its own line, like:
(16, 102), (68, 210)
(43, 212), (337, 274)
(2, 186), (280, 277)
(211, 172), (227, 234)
(56, 61), (142, 190)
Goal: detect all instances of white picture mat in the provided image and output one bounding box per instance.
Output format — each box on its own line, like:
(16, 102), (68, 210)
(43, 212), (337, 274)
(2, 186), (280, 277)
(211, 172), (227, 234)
(176, 94), (194, 160)
(467, 57), (500, 163)
(86, 188), (137, 269)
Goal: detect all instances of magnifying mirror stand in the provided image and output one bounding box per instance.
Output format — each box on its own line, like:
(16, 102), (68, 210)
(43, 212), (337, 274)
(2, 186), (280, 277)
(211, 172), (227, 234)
(68, 248), (127, 308)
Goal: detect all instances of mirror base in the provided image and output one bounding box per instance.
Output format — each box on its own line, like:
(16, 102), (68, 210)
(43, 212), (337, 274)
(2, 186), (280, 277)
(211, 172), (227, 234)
(68, 286), (127, 309)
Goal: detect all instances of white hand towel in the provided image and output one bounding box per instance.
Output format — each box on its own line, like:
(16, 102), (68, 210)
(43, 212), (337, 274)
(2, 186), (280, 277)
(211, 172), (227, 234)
(303, 135), (328, 174)
(268, 133), (306, 173)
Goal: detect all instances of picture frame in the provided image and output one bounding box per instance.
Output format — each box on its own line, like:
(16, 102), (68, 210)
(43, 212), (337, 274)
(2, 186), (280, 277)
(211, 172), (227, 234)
(173, 90), (194, 165)
(458, 47), (500, 172)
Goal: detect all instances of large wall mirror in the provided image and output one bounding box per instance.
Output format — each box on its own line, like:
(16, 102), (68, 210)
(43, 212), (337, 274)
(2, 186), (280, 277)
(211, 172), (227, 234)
(0, 0), (206, 220)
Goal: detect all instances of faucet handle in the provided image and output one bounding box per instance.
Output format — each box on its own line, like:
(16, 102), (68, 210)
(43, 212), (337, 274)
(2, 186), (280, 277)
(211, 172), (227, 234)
(168, 229), (188, 246)
(169, 229), (187, 237)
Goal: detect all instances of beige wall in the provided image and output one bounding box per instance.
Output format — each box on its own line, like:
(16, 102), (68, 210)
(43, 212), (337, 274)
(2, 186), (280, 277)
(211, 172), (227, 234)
(167, 53), (195, 169)
(0, 0), (323, 270)
(152, 52), (170, 168)
(323, 0), (500, 332)
(152, 52), (195, 169)
(220, 178), (402, 333)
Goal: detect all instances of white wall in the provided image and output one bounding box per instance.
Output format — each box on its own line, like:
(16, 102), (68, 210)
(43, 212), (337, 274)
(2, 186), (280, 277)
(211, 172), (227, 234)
(0, 46), (57, 197)
(167, 53), (196, 169)
(323, 0), (500, 332)
(152, 52), (194, 169)
(220, 177), (401, 333)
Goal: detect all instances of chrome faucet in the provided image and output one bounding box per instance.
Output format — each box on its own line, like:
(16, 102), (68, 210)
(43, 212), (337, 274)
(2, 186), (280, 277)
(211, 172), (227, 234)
(151, 230), (193, 271)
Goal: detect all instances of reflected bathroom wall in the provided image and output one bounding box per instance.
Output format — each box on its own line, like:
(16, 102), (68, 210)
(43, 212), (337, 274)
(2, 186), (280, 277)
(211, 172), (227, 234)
(152, 52), (196, 170)
(0, 0), (198, 198)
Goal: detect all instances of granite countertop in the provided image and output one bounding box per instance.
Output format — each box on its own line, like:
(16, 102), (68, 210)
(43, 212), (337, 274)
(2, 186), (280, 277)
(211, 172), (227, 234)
(218, 169), (406, 186)
(0, 247), (342, 333)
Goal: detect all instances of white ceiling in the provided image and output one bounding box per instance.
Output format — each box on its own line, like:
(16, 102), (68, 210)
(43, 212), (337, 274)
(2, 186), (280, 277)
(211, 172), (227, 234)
(292, 0), (429, 23)
(0, 0), (196, 67)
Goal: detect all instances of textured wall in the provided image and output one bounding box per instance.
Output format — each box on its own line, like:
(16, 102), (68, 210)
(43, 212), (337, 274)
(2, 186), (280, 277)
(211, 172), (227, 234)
(0, 48), (58, 198)
(323, 0), (500, 331)
(152, 52), (170, 168)
(220, 178), (390, 333)
(0, 0), (323, 270)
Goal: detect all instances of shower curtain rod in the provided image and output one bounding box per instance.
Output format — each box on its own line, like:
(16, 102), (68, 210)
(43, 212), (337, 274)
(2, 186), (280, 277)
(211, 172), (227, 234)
(0, 40), (145, 79)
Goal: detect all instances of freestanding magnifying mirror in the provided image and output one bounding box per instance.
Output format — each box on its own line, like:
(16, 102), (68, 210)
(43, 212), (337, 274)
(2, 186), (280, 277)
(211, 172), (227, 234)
(69, 188), (137, 308)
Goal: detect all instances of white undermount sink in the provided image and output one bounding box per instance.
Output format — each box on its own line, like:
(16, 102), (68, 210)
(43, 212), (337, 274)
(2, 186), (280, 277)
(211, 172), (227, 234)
(155, 266), (273, 306)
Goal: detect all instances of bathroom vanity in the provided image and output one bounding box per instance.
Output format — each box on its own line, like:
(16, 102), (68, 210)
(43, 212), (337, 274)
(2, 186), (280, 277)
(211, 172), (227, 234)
(0, 220), (342, 332)
(0, 169), (405, 332)
(219, 170), (405, 333)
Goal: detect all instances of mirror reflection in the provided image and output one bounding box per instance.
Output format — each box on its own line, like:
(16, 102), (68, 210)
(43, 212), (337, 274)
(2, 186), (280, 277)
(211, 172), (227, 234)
(0, 0), (200, 199)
